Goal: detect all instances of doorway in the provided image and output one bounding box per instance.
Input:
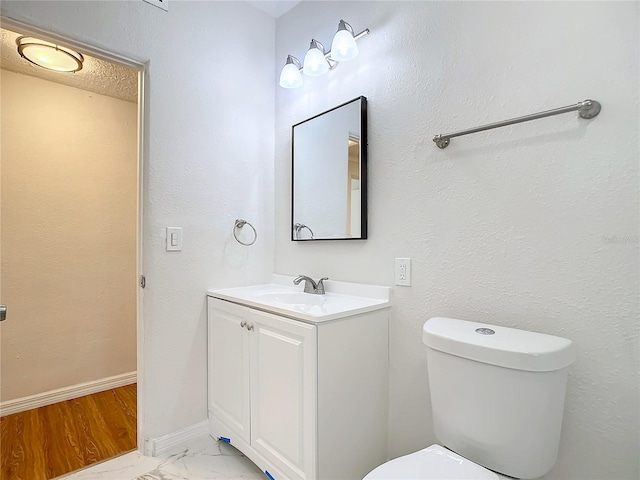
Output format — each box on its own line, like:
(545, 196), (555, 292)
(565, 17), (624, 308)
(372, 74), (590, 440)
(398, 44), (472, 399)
(0, 21), (145, 480)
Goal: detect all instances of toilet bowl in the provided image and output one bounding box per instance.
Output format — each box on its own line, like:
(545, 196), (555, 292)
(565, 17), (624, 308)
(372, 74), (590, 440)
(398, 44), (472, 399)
(363, 444), (508, 480)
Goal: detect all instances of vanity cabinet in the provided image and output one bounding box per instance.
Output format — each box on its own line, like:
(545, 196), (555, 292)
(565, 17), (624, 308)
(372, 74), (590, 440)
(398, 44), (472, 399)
(207, 296), (389, 480)
(208, 298), (316, 479)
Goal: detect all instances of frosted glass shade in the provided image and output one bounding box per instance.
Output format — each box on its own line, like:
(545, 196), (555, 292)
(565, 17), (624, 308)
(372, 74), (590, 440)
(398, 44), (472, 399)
(303, 46), (329, 77)
(280, 62), (303, 88)
(330, 29), (359, 62)
(17, 38), (83, 73)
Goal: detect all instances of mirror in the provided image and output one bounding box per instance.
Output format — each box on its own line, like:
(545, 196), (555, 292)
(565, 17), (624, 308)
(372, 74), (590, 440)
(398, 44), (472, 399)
(292, 96), (367, 241)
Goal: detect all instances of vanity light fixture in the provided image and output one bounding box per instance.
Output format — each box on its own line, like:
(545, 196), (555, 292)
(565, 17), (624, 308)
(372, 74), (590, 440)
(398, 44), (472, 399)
(16, 36), (84, 73)
(278, 19), (369, 89)
(280, 55), (303, 89)
(303, 39), (332, 77)
(330, 20), (359, 62)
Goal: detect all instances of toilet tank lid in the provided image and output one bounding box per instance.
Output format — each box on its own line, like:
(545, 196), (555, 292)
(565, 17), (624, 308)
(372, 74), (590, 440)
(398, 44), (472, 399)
(423, 317), (576, 372)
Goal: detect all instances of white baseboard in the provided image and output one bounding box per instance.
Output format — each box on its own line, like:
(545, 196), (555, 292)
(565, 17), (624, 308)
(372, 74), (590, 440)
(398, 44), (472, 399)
(152, 420), (209, 456)
(0, 371), (137, 417)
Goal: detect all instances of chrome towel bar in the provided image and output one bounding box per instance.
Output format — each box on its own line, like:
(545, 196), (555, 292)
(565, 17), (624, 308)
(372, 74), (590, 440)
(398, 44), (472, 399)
(433, 99), (601, 149)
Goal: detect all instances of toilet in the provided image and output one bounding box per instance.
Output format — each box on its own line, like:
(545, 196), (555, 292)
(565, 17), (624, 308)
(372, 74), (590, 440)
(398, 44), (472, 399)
(364, 317), (575, 480)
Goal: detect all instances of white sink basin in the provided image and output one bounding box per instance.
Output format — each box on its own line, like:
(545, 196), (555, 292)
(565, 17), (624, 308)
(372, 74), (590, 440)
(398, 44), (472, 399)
(207, 274), (391, 323)
(254, 291), (327, 306)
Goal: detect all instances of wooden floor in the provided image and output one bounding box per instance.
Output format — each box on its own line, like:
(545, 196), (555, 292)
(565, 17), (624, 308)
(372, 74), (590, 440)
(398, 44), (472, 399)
(1, 384), (137, 480)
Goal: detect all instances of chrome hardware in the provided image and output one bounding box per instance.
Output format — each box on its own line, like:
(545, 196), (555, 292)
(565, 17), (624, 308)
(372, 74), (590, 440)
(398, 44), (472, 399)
(316, 277), (329, 295)
(577, 99), (602, 119)
(240, 321), (247, 328)
(293, 275), (329, 295)
(293, 223), (314, 240)
(246, 324), (253, 331)
(433, 135), (450, 149)
(139, 275), (146, 288)
(0, 305), (6, 322)
(475, 328), (495, 335)
(294, 275), (317, 293)
(233, 219), (257, 246)
(433, 99), (601, 149)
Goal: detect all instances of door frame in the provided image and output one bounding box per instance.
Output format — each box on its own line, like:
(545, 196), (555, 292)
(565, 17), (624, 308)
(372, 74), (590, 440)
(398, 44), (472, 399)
(1, 16), (149, 454)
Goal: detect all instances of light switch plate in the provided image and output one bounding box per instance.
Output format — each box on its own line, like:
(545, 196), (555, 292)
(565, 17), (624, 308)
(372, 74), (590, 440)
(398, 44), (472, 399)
(166, 227), (182, 251)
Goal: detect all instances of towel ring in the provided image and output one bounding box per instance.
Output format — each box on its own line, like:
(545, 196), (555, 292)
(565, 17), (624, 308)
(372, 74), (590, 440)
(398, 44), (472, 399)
(233, 219), (257, 246)
(294, 223), (314, 240)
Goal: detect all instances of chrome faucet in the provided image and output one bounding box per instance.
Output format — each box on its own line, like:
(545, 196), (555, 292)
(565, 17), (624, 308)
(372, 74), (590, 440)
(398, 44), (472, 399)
(293, 275), (329, 295)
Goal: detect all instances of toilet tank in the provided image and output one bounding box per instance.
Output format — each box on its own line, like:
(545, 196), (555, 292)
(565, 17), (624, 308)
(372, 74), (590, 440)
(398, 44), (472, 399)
(423, 317), (575, 479)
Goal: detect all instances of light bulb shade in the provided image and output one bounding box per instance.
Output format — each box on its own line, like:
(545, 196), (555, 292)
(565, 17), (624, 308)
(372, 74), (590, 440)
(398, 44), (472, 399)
(330, 28), (359, 62)
(279, 61), (303, 89)
(303, 40), (329, 77)
(17, 37), (84, 73)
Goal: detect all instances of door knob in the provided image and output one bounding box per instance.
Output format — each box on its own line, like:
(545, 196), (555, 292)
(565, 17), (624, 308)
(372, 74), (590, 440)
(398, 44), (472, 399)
(0, 305), (6, 322)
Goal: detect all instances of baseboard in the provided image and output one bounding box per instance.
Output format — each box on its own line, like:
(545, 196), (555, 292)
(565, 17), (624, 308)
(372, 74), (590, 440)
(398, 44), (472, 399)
(0, 371), (137, 417)
(151, 420), (209, 456)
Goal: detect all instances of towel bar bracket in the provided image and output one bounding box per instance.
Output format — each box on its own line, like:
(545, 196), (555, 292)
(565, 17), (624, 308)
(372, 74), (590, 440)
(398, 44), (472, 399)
(578, 99), (601, 119)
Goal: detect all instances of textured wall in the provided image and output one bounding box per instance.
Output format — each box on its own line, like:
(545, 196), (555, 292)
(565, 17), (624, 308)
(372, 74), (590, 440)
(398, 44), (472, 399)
(1, 70), (137, 401)
(0, 0), (276, 443)
(275, 2), (639, 479)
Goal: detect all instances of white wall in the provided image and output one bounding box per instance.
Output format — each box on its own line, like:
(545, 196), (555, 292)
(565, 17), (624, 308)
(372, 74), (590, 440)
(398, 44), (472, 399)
(275, 2), (639, 479)
(1, 70), (137, 401)
(0, 0), (276, 443)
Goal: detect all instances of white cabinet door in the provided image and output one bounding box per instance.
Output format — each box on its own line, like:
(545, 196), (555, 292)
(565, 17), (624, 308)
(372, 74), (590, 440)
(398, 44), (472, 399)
(248, 309), (317, 480)
(207, 299), (251, 445)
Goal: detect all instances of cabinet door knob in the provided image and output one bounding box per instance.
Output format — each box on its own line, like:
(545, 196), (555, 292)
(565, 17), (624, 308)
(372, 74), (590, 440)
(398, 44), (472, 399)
(240, 321), (247, 328)
(246, 324), (253, 331)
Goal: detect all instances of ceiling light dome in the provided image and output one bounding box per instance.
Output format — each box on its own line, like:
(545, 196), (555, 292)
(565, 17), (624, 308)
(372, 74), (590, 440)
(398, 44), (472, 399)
(16, 36), (84, 73)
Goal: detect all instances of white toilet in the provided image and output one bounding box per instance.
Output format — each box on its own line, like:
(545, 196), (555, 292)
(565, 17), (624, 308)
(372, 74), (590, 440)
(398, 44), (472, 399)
(364, 317), (575, 480)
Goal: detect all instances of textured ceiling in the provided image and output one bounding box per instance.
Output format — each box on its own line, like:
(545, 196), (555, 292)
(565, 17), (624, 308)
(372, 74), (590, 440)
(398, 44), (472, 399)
(1, 28), (138, 103)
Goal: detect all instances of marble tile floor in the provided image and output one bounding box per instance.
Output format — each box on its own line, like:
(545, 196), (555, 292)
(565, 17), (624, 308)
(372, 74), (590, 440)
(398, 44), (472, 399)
(57, 435), (265, 480)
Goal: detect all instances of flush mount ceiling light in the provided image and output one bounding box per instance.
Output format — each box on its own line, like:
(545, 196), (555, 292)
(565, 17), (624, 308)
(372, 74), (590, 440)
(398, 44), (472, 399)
(279, 20), (369, 89)
(16, 36), (84, 73)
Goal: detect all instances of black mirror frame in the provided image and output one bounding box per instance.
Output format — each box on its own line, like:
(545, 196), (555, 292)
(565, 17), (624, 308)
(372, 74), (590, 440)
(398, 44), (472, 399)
(291, 96), (368, 241)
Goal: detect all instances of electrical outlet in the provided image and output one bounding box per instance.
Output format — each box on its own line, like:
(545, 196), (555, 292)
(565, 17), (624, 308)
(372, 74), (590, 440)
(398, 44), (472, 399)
(143, 0), (168, 11)
(395, 258), (411, 286)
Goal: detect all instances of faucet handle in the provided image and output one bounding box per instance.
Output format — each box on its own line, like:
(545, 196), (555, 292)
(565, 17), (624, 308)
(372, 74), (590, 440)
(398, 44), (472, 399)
(316, 277), (329, 294)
